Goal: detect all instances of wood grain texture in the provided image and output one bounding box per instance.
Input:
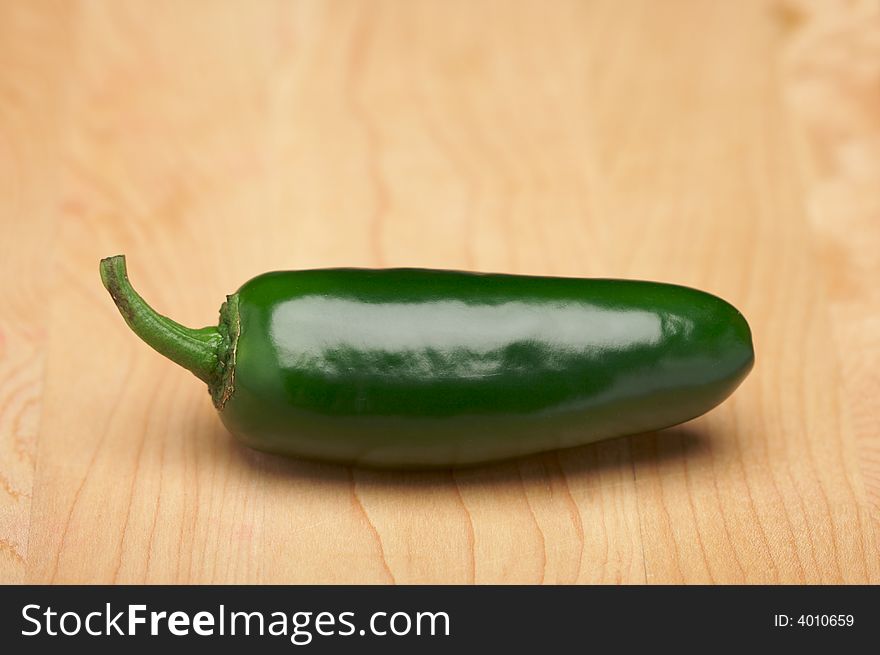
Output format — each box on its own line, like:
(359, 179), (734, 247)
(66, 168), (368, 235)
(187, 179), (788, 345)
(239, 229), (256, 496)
(1, 0), (877, 583)
(0, 0), (71, 582)
(781, 0), (880, 524)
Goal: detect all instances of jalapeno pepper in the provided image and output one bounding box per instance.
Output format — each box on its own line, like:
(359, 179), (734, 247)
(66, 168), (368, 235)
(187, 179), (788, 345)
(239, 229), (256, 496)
(99, 255), (753, 468)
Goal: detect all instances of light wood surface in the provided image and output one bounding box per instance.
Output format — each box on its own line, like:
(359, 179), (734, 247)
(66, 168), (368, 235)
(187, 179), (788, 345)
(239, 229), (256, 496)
(1, 0), (877, 584)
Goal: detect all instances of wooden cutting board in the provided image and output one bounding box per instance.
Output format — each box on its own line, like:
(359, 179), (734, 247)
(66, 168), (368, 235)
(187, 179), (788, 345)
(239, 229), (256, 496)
(1, 0), (878, 583)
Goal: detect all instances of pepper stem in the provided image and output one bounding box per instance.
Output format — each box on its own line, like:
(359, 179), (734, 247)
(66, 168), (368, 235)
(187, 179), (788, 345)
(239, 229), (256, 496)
(99, 255), (220, 384)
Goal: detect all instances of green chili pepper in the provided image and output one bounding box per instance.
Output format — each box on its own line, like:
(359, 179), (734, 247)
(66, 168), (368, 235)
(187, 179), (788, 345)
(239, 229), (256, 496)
(99, 255), (753, 468)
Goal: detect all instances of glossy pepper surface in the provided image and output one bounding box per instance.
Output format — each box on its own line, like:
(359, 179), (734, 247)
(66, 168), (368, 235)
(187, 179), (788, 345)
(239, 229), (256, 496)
(100, 256), (754, 468)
